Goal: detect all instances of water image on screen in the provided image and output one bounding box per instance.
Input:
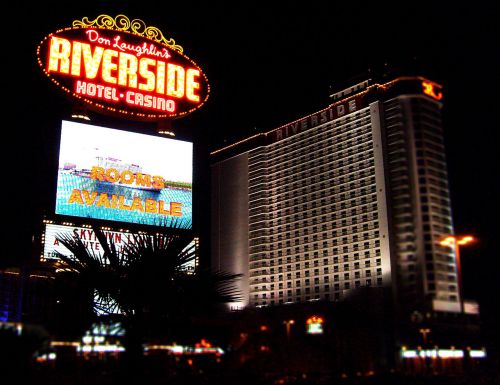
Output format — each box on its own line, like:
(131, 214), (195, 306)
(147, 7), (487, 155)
(55, 120), (193, 229)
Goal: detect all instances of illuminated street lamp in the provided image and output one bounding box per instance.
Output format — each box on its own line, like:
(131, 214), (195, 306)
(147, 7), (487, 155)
(439, 235), (475, 313)
(283, 319), (295, 339)
(419, 328), (431, 345)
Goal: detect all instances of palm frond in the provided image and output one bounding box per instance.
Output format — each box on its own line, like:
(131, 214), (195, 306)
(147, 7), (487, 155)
(92, 227), (122, 269)
(54, 232), (103, 272)
(53, 221), (242, 325)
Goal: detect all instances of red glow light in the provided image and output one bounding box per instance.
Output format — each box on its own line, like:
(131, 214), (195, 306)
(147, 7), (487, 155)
(306, 316), (324, 324)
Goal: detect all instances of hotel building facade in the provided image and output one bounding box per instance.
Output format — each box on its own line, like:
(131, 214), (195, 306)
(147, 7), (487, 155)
(211, 76), (464, 318)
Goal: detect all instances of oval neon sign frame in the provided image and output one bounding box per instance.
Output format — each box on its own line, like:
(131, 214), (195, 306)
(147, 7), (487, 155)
(37, 14), (210, 121)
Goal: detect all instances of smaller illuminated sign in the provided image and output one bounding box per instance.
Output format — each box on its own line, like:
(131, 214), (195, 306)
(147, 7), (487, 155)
(401, 349), (464, 359)
(274, 97), (361, 142)
(422, 81), (443, 101)
(306, 316), (324, 335)
(43, 223), (197, 272)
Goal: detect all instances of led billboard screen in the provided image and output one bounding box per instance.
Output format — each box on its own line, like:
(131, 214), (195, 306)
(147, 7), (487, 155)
(56, 120), (192, 228)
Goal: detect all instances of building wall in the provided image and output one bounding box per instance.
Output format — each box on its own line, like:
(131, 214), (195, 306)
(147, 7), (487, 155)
(247, 105), (392, 306)
(211, 154), (250, 309)
(382, 95), (459, 313)
(0, 268), (56, 325)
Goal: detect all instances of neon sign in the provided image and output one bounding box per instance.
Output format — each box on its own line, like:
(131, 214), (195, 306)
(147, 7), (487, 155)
(37, 15), (210, 120)
(306, 316), (324, 334)
(422, 81), (443, 101)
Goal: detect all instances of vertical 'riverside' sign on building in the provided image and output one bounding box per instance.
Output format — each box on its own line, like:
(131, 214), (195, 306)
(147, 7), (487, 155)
(37, 14), (210, 121)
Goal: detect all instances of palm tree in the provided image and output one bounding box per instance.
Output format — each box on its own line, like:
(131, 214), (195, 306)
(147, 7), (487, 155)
(53, 221), (242, 374)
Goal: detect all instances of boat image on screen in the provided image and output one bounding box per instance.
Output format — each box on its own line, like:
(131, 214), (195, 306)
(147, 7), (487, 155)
(55, 121), (193, 229)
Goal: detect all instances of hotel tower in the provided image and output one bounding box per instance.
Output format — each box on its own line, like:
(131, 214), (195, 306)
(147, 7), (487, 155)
(211, 76), (467, 322)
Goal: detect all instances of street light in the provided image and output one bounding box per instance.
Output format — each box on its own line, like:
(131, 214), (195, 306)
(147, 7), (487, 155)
(419, 328), (431, 345)
(439, 235), (475, 313)
(283, 319), (295, 340)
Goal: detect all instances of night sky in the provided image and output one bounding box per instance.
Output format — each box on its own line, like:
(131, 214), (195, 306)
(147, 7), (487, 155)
(6, 1), (499, 343)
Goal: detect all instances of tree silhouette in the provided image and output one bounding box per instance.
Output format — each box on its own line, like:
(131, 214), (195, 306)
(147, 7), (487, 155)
(53, 222), (242, 376)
